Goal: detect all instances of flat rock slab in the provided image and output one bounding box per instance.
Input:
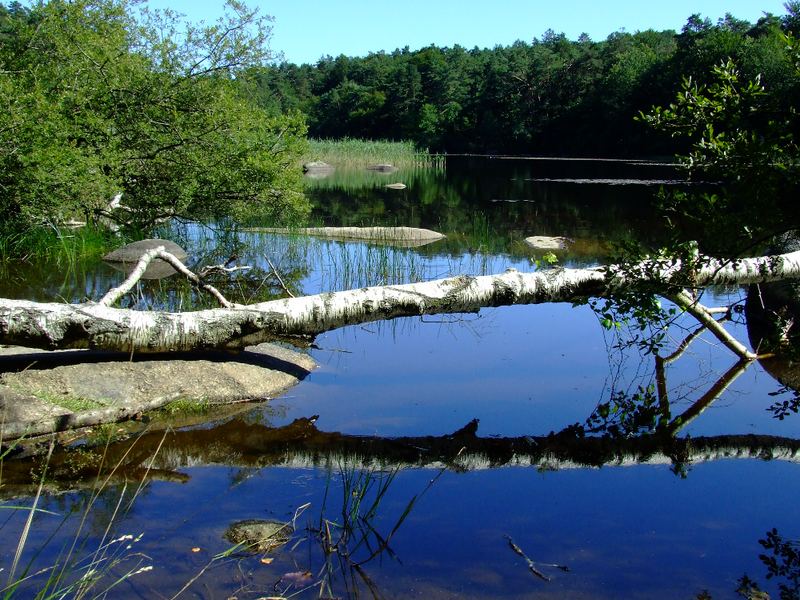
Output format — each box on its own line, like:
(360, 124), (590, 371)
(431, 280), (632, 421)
(0, 343), (315, 441)
(244, 226), (446, 248)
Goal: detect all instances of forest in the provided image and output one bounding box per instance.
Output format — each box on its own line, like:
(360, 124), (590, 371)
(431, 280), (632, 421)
(246, 6), (800, 156)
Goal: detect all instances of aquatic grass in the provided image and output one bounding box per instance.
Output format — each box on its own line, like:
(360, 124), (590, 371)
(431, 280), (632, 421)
(154, 398), (211, 417)
(0, 221), (122, 265)
(303, 457), (453, 599)
(305, 138), (444, 171)
(319, 240), (426, 291)
(0, 432), (167, 599)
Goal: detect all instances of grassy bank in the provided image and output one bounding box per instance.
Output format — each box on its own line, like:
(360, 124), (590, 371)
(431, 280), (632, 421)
(304, 138), (444, 170)
(0, 222), (123, 264)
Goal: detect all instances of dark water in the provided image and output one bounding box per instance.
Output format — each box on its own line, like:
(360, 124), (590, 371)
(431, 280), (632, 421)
(3, 157), (800, 599)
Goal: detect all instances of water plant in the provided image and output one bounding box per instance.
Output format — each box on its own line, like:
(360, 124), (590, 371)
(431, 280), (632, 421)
(305, 138), (444, 171)
(319, 240), (426, 290)
(269, 456), (453, 599)
(0, 222), (122, 265)
(0, 434), (166, 599)
(310, 463), (414, 598)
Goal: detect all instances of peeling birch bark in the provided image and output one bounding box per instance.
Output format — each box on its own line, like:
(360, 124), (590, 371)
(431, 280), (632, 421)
(1, 250), (799, 354)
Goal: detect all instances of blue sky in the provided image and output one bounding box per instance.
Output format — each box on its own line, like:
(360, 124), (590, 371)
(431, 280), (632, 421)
(146, 1), (789, 65)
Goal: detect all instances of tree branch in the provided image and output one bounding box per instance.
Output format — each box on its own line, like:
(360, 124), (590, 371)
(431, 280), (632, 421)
(99, 247), (237, 309)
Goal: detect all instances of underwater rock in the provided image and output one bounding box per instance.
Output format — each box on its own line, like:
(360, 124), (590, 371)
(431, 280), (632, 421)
(524, 236), (571, 251)
(225, 519), (293, 552)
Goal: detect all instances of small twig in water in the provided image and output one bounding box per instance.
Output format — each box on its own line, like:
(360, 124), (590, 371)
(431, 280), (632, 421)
(504, 535), (569, 582)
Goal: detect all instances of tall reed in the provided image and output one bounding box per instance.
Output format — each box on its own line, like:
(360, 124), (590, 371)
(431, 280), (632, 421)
(0, 434), (165, 599)
(305, 138), (444, 170)
(0, 222), (121, 265)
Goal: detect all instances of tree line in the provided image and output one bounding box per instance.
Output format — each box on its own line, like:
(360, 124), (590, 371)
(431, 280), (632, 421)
(246, 6), (800, 156)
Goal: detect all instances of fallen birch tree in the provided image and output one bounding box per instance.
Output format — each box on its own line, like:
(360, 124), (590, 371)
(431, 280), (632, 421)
(1, 246), (799, 359)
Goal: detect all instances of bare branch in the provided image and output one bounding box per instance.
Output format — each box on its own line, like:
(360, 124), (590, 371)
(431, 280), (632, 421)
(99, 247), (238, 308)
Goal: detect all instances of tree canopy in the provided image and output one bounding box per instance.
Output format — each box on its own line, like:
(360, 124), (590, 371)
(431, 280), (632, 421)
(245, 7), (800, 157)
(0, 0), (309, 231)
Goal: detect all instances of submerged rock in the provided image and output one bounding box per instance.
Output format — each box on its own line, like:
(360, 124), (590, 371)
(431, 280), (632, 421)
(103, 238), (189, 280)
(524, 236), (571, 251)
(225, 519), (294, 552)
(244, 226), (446, 248)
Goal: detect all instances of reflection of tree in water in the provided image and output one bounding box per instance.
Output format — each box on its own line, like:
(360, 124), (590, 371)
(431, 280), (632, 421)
(748, 529), (800, 600)
(305, 158), (663, 261)
(694, 529), (800, 600)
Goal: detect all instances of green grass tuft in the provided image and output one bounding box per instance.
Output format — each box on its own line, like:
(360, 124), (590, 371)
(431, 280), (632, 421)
(0, 221), (124, 264)
(32, 390), (106, 413)
(156, 398), (211, 417)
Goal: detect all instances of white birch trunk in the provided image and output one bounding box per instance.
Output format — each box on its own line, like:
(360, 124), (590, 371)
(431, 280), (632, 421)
(1, 250), (799, 353)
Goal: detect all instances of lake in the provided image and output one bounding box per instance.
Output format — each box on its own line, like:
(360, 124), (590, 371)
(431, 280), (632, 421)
(2, 156), (799, 599)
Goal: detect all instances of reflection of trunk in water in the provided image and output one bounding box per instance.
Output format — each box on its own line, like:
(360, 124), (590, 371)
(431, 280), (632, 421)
(652, 316), (753, 435)
(4, 408), (800, 495)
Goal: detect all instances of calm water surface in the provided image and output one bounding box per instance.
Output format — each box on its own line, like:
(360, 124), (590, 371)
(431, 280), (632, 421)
(2, 157), (799, 599)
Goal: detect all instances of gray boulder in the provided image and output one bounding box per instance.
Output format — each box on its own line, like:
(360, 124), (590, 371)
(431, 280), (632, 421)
(103, 238), (188, 262)
(524, 236), (571, 251)
(302, 161), (335, 179)
(103, 239), (188, 279)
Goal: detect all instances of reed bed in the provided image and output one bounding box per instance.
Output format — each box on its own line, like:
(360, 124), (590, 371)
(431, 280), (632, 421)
(0, 222), (121, 264)
(304, 138), (444, 170)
